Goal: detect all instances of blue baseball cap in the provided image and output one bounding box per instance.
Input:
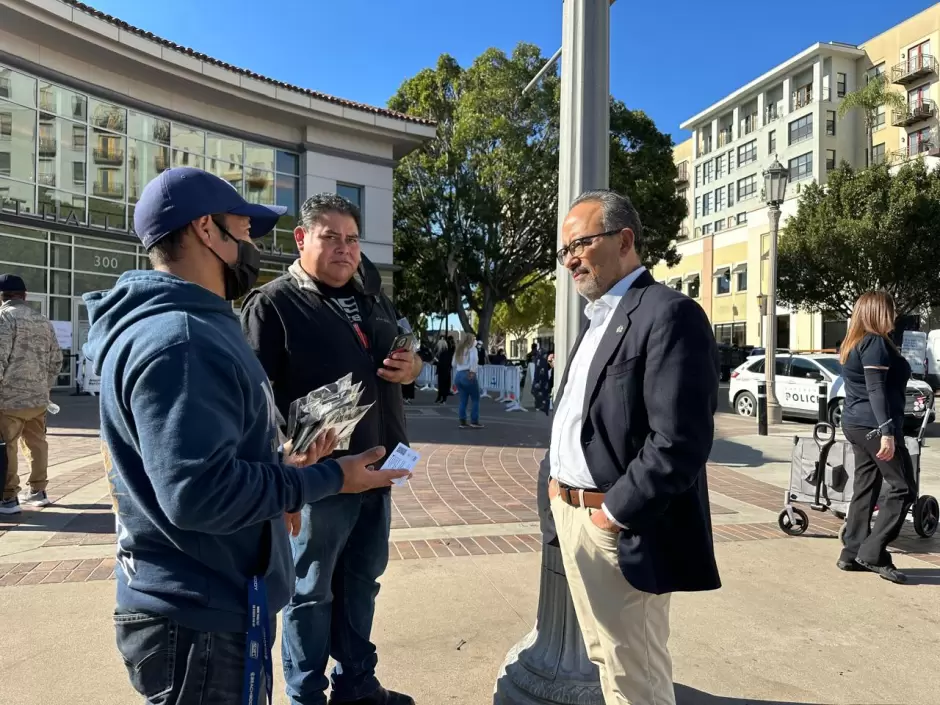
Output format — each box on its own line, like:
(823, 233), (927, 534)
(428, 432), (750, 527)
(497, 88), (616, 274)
(0, 273), (27, 292)
(133, 167), (288, 249)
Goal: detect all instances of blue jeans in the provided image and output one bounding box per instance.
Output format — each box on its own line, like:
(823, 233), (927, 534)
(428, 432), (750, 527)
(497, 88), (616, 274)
(114, 609), (275, 704)
(282, 490), (391, 704)
(455, 370), (480, 424)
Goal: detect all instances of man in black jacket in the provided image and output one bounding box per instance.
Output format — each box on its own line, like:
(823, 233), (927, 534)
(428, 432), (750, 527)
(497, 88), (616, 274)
(241, 194), (420, 705)
(539, 189), (720, 705)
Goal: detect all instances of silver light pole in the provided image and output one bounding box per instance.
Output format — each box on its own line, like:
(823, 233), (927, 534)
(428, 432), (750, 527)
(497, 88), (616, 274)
(494, 1), (611, 703)
(762, 157), (789, 425)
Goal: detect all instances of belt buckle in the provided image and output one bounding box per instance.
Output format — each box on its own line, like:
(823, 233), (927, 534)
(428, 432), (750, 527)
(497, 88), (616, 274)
(562, 486), (576, 506)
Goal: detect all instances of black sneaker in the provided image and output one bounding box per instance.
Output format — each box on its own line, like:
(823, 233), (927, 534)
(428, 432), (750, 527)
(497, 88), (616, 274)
(855, 558), (908, 584)
(469, 422), (485, 429)
(329, 687), (415, 705)
(837, 559), (865, 572)
(459, 420), (469, 429)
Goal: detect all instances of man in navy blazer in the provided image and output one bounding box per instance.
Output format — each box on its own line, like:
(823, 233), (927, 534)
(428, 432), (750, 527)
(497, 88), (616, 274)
(538, 189), (721, 705)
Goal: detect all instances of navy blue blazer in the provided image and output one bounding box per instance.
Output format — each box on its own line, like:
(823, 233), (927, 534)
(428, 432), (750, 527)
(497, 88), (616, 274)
(537, 270), (721, 594)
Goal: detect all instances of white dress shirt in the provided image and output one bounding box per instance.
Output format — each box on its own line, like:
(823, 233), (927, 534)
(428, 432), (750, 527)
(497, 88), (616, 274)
(549, 267), (647, 521)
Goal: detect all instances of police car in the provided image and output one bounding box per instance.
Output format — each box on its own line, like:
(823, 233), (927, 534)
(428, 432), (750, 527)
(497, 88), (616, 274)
(729, 353), (934, 428)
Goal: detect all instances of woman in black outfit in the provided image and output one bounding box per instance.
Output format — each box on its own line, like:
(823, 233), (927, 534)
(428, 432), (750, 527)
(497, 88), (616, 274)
(838, 291), (916, 584)
(434, 336), (455, 404)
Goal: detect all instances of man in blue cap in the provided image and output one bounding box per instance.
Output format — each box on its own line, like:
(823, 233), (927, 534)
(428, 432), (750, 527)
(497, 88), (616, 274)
(83, 167), (410, 705)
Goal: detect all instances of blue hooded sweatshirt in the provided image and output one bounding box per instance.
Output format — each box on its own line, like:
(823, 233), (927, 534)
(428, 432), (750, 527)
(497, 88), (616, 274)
(84, 270), (344, 633)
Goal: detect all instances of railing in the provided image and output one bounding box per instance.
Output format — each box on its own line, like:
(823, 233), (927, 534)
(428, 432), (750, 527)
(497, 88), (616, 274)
(677, 225), (690, 240)
(675, 164), (689, 183)
(892, 99), (937, 127)
(891, 54), (938, 84)
(763, 105), (779, 124)
(91, 108), (125, 132)
(93, 147), (124, 164)
(793, 92), (813, 110)
(906, 137), (938, 159)
(38, 136), (57, 155)
(93, 182), (124, 199)
(742, 115), (758, 135)
(37, 173), (56, 187)
(717, 129), (733, 147)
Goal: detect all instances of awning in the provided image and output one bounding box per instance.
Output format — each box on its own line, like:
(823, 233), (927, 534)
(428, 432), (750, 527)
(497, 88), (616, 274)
(713, 266), (731, 278)
(683, 273), (700, 282)
(732, 262), (747, 272)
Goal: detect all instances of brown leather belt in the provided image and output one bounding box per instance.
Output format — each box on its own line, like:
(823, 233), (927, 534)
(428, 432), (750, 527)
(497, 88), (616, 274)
(553, 481), (605, 510)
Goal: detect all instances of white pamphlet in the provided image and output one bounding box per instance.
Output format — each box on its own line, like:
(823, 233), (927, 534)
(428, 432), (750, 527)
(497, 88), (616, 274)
(381, 442), (420, 486)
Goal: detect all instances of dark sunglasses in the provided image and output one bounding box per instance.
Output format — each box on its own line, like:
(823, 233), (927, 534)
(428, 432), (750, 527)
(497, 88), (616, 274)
(556, 229), (623, 265)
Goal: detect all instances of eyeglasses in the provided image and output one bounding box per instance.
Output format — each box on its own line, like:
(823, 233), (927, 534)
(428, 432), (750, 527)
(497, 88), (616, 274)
(556, 229), (622, 265)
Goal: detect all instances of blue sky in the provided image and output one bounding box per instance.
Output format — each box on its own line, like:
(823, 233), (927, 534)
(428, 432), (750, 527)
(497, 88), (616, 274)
(89, 0), (937, 143)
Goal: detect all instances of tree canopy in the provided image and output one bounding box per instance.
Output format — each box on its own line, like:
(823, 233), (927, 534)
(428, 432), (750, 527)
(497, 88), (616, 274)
(776, 160), (940, 317)
(837, 75), (907, 166)
(390, 43), (685, 346)
(491, 275), (556, 341)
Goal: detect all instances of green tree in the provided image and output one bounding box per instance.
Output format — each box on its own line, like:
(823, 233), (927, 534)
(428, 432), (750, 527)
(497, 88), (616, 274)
(390, 44), (685, 347)
(491, 275), (556, 340)
(776, 160), (940, 317)
(837, 75), (907, 166)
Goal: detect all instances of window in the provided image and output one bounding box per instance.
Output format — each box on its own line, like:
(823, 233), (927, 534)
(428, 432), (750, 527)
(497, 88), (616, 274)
(826, 110), (836, 136)
(764, 102), (779, 123)
(873, 105), (885, 131)
(703, 192), (712, 216)
(727, 150), (735, 172)
(336, 183), (364, 232)
(737, 140), (757, 165)
(788, 152), (813, 181)
(0, 111), (11, 138)
(702, 223), (712, 235)
(737, 174), (757, 200)
(909, 83), (930, 109)
(704, 160), (714, 184)
(0, 151), (9, 176)
(788, 113), (813, 144)
(714, 267), (731, 295)
(826, 149), (836, 171)
(677, 188), (687, 202)
(768, 130), (776, 153)
(788, 357), (824, 381)
(837, 72), (846, 98)
(668, 278), (682, 292)
(686, 275), (700, 299)
(871, 142), (886, 164)
(716, 154), (725, 179)
(694, 196), (701, 218)
(793, 83), (813, 109)
(695, 164), (701, 186)
(866, 63), (885, 84)
(908, 126), (934, 156)
(736, 212), (748, 225)
(727, 183), (735, 207)
(742, 112), (758, 135)
(734, 263), (748, 291)
(714, 322), (746, 347)
(716, 187), (725, 212)
(714, 219), (725, 232)
(73, 161), (85, 184)
(72, 124), (85, 148)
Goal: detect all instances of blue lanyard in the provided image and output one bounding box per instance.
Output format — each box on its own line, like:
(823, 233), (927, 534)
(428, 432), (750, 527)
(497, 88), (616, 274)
(242, 576), (273, 705)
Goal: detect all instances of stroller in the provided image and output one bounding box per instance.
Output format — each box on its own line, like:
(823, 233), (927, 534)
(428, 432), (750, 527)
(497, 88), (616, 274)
(778, 403), (939, 541)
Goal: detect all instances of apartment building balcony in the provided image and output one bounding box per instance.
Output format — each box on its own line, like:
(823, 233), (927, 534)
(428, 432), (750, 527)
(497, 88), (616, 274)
(93, 147), (124, 165)
(93, 182), (124, 199)
(792, 92), (813, 110)
(677, 225), (690, 241)
(152, 123), (170, 144)
(892, 55), (937, 85)
(38, 137), (57, 156)
(39, 90), (55, 114)
(37, 173), (56, 187)
(0, 76), (10, 99)
(91, 109), (124, 132)
(675, 163), (689, 185)
(891, 133), (940, 162)
(893, 100), (937, 127)
(763, 106), (779, 124)
(717, 129), (733, 147)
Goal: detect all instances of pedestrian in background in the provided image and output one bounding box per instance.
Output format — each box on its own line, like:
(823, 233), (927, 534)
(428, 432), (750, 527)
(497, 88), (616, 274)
(454, 332), (484, 429)
(434, 336), (454, 405)
(84, 168), (404, 705)
(241, 192), (420, 705)
(0, 273), (61, 515)
(837, 291), (916, 584)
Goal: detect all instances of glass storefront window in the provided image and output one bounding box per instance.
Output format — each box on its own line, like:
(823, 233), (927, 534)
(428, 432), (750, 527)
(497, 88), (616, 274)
(0, 232), (46, 266)
(0, 67), (36, 107)
(129, 111), (170, 145)
(276, 173), (298, 231)
(245, 144), (275, 172)
(37, 116), (86, 193)
(246, 169), (274, 204)
(51, 270), (71, 295)
(39, 82), (87, 121)
(128, 140), (169, 203)
(73, 270), (119, 296)
(89, 99), (126, 133)
(0, 176), (36, 213)
(172, 125), (204, 155)
(172, 149), (204, 170)
(10, 263), (46, 292)
(51, 242), (71, 268)
(37, 187), (86, 223)
(74, 235), (138, 252)
(74, 243), (136, 274)
(276, 150), (300, 176)
(1, 224), (45, 239)
(88, 197), (127, 230)
(208, 158), (243, 191)
(50, 296), (71, 321)
(90, 129), (125, 200)
(1, 99), (38, 182)
(208, 134), (243, 165)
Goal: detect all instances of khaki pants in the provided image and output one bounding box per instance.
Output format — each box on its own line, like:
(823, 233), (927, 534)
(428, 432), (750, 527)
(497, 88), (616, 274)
(551, 492), (675, 705)
(1, 406), (49, 500)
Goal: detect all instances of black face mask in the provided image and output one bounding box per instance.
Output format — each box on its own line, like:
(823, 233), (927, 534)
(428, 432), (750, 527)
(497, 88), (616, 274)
(209, 220), (261, 300)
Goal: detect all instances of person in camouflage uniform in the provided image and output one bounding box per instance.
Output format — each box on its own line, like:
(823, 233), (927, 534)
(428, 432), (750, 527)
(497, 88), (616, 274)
(0, 274), (62, 515)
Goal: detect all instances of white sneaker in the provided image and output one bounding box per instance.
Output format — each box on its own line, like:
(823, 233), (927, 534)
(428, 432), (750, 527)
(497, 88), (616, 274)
(18, 490), (50, 507)
(0, 497), (21, 515)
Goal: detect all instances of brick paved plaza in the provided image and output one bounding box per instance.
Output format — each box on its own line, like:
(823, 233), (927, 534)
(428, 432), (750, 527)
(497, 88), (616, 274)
(1, 391), (939, 704)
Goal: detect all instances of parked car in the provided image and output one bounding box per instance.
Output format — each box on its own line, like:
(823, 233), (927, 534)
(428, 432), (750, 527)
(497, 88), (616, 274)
(729, 353), (934, 429)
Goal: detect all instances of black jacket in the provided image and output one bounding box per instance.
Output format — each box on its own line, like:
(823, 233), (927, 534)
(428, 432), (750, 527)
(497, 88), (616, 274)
(538, 270), (721, 595)
(240, 255), (407, 463)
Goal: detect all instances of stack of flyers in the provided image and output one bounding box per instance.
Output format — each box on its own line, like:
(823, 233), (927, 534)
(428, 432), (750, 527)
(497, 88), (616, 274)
(287, 373), (374, 454)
